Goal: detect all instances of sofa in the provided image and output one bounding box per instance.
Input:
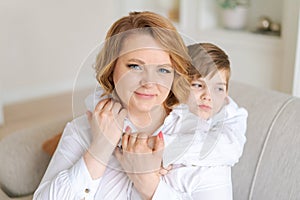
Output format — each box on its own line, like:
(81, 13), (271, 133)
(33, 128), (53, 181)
(0, 81), (299, 200)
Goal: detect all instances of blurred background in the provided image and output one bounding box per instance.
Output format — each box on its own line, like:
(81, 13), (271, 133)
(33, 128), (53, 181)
(0, 0), (299, 126)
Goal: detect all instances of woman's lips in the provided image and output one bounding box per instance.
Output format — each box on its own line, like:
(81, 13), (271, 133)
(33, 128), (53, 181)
(134, 91), (156, 99)
(198, 104), (212, 111)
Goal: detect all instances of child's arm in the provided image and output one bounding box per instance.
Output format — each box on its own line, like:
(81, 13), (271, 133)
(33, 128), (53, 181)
(143, 165), (232, 200)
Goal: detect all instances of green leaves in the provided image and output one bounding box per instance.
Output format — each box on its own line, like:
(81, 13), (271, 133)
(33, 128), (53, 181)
(217, 0), (249, 9)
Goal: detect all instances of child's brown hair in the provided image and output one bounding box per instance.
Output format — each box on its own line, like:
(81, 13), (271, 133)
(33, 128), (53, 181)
(188, 43), (231, 90)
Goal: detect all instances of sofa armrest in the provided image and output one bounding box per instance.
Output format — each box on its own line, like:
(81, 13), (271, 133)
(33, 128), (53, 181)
(0, 189), (33, 200)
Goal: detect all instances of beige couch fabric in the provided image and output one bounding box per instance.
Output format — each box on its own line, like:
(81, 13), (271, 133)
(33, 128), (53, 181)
(230, 82), (300, 200)
(0, 119), (68, 199)
(249, 99), (300, 199)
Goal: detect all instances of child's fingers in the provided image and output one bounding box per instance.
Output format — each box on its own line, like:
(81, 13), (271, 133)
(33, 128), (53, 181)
(159, 167), (169, 175)
(159, 164), (173, 175)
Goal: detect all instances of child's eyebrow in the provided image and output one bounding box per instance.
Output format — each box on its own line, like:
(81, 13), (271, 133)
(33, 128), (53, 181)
(216, 82), (227, 86)
(194, 78), (205, 82)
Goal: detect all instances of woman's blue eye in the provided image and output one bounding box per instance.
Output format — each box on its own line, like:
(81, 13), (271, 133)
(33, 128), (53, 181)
(158, 68), (171, 73)
(127, 64), (142, 70)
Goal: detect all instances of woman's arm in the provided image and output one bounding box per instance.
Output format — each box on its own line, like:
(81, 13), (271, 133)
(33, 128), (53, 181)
(115, 130), (164, 199)
(34, 99), (127, 199)
(33, 117), (102, 200)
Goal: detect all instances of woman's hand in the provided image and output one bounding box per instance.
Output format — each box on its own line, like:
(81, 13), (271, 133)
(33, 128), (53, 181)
(115, 127), (164, 199)
(87, 98), (127, 165)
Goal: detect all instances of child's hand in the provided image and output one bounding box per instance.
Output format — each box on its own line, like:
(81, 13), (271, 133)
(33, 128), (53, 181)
(159, 164), (173, 175)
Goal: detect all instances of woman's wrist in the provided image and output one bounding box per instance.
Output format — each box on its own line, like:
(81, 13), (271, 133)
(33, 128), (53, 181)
(133, 173), (161, 200)
(83, 150), (107, 180)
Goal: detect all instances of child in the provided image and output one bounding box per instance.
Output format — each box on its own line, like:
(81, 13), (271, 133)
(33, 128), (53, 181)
(161, 42), (248, 169)
(123, 42), (248, 199)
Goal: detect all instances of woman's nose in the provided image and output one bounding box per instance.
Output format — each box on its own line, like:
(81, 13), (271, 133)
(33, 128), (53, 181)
(140, 79), (155, 88)
(140, 70), (157, 87)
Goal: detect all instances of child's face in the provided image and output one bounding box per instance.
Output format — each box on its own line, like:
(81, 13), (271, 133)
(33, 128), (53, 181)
(187, 70), (228, 120)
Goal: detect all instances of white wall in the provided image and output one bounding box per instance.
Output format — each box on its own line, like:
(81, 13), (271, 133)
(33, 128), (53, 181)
(293, 6), (300, 97)
(0, 0), (298, 113)
(0, 90), (3, 125)
(281, 0), (300, 94)
(0, 0), (119, 105)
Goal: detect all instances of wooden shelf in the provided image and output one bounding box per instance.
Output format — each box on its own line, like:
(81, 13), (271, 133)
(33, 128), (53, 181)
(178, 28), (282, 48)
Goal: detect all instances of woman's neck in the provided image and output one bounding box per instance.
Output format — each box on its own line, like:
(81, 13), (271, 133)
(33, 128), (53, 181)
(128, 105), (167, 135)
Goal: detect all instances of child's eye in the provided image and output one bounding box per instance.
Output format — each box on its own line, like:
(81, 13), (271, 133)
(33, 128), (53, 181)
(127, 64), (142, 70)
(216, 87), (225, 92)
(191, 83), (203, 88)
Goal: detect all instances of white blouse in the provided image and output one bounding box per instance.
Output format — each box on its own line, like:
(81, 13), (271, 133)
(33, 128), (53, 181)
(33, 90), (247, 200)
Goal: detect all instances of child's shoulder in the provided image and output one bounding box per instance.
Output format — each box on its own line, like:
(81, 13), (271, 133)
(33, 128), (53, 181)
(225, 96), (248, 115)
(212, 96), (248, 123)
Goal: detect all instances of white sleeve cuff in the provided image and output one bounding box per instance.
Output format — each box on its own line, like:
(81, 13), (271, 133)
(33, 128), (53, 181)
(69, 157), (101, 198)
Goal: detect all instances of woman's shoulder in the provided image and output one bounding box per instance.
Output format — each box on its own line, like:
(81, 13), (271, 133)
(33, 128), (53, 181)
(61, 114), (92, 146)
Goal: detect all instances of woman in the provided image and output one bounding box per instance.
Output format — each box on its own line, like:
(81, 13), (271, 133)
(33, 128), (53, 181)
(34, 11), (191, 199)
(34, 11), (232, 199)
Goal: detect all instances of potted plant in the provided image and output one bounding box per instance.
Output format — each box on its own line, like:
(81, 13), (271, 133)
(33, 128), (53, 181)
(217, 0), (250, 30)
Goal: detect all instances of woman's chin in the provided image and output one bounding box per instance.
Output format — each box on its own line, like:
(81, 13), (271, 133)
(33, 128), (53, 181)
(129, 104), (155, 114)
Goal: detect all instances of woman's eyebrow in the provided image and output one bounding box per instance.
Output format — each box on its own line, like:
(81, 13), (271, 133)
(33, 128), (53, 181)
(158, 63), (173, 68)
(127, 58), (172, 67)
(127, 58), (145, 65)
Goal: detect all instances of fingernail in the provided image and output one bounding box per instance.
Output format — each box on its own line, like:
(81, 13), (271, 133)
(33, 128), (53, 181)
(158, 131), (163, 139)
(125, 126), (131, 132)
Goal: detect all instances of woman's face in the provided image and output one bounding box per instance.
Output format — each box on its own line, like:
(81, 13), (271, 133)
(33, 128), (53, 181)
(113, 34), (174, 114)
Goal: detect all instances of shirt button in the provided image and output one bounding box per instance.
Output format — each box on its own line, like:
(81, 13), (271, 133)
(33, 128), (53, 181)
(85, 188), (90, 193)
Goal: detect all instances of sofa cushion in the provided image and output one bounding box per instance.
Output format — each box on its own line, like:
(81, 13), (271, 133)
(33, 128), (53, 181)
(42, 132), (62, 156)
(228, 81), (292, 199)
(249, 98), (300, 199)
(0, 119), (68, 197)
